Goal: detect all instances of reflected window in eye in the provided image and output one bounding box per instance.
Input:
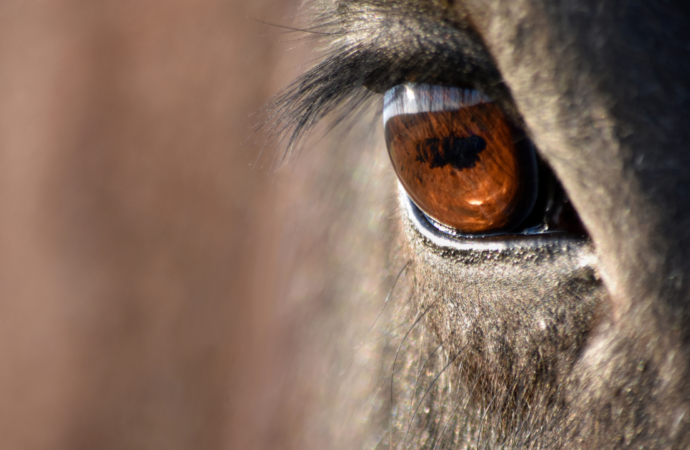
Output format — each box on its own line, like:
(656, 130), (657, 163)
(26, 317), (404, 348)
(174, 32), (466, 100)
(383, 84), (539, 235)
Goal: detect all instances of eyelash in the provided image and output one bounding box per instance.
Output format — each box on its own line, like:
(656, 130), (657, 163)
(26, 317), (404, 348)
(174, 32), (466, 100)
(262, 21), (374, 164)
(262, 3), (507, 166)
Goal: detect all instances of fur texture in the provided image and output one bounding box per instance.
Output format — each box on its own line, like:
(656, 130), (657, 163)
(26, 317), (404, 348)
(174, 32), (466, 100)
(272, 0), (690, 448)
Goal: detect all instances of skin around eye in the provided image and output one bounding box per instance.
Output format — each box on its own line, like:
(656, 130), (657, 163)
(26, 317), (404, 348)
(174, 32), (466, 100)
(384, 84), (537, 234)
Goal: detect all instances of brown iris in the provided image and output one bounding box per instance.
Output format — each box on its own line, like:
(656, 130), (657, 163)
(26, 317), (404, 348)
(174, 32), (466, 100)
(385, 103), (537, 234)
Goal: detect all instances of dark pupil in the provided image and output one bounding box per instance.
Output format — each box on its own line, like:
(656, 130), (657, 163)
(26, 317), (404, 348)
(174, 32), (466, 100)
(415, 135), (487, 170)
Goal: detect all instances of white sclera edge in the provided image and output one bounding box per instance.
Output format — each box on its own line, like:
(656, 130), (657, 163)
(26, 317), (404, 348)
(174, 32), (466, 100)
(382, 83), (492, 127)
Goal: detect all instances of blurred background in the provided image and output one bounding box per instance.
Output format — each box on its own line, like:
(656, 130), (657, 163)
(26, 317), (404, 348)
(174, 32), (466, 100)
(0, 1), (397, 449)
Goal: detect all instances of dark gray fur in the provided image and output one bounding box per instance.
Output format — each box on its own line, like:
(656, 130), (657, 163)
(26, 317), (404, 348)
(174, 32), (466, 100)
(273, 0), (690, 448)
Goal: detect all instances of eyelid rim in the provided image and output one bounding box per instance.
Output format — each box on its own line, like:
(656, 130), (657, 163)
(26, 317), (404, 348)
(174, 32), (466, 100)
(382, 83), (493, 126)
(399, 183), (589, 252)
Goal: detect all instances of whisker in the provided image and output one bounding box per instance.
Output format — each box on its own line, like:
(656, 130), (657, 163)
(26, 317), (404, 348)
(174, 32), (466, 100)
(390, 294), (442, 406)
(475, 380), (501, 449)
(248, 17), (339, 36)
(368, 260), (412, 335)
(402, 342), (469, 448)
(408, 337), (448, 417)
(429, 371), (481, 450)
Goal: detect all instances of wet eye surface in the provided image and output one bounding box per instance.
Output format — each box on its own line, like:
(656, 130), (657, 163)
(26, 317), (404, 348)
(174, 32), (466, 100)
(384, 84), (538, 234)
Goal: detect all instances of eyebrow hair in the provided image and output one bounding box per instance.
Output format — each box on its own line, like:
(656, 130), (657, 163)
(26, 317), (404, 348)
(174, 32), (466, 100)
(263, 0), (509, 164)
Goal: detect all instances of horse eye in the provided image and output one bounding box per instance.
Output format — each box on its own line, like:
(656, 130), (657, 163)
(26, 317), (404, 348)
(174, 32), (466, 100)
(384, 84), (538, 234)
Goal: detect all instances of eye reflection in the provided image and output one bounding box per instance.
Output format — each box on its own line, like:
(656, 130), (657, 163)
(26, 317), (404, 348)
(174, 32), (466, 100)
(384, 84), (538, 234)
